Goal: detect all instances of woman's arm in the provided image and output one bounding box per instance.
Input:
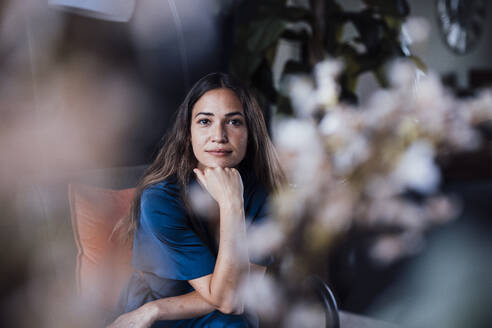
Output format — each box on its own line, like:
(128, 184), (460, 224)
(107, 290), (213, 328)
(107, 264), (266, 328)
(190, 167), (249, 314)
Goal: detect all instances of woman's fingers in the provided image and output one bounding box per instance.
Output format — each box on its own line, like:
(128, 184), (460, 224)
(193, 167), (243, 206)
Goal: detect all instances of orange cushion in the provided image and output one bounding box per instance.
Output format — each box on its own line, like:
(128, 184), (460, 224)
(68, 184), (135, 311)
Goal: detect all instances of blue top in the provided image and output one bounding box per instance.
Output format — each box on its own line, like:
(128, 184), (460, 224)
(115, 174), (272, 328)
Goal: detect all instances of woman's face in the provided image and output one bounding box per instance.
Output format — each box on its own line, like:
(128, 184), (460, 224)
(190, 88), (248, 170)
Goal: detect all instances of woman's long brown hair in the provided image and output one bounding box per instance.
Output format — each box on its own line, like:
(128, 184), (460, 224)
(114, 72), (286, 244)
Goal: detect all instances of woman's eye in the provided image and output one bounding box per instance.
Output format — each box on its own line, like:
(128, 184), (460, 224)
(198, 119), (210, 125)
(228, 119), (242, 126)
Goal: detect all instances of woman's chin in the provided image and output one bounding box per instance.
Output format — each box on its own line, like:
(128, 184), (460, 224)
(199, 160), (240, 169)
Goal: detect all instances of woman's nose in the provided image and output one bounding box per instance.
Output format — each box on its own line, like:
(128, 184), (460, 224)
(211, 123), (228, 143)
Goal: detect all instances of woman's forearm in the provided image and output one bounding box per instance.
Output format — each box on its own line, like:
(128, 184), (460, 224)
(191, 168), (250, 313)
(108, 291), (215, 328)
(209, 202), (249, 314)
(145, 290), (215, 321)
(135, 292), (215, 324)
(110, 263), (266, 328)
(109, 263), (266, 328)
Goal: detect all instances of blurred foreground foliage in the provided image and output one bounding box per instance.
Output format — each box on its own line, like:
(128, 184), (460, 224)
(229, 2), (492, 326)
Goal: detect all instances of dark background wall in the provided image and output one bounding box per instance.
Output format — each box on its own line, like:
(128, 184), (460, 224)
(409, 0), (492, 88)
(0, 0), (244, 182)
(51, 0), (237, 167)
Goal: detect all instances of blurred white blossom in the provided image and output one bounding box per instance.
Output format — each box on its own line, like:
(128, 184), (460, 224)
(413, 73), (448, 117)
(370, 234), (405, 264)
(446, 119), (481, 150)
(239, 272), (283, 320)
(365, 175), (402, 200)
(314, 186), (353, 233)
(286, 76), (317, 117)
(189, 184), (217, 220)
(284, 303), (325, 328)
(424, 196), (460, 224)
(275, 119), (325, 188)
(315, 60), (342, 80)
(467, 90), (492, 123)
(402, 17), (431, 44)
(314, 60), (342, 108)
(390, 60), (419, 90)
(363, 198), (425, 229)
(392, 140), (440, 194)
(247, 220), (285, 260)
(364, 89), (400, 128)
(370, 231), (424, 265)
(285, 60), (341, 117)
(319, 110), (343, 136)
(273, 62), (492, 274)
(333, 134), (370, 175)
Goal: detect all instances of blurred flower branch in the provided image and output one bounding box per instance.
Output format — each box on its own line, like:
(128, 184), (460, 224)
(228, 1), (492, 326)
(240, 56), (492, 324)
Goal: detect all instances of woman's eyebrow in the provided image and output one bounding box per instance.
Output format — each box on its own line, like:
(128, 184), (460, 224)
(194, 111), (244, 118)
(194, 112), (213, 118)
(224, 111), (244, 117)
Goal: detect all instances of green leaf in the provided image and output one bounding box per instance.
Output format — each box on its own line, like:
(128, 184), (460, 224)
(276, 94), (295, 116)
(281, 29), (311, 42)
(281, 59), (311, 79)
(338, 44), (361, 74)
(252, 59), (278, 103)
(265, 43), (279, 67)
(383, 16), (403, 30)
(325, 0), (344, 13)
(408, 55), (427, 72)
(346, 73), (360, 93)
(276, 7), (313, 23)
(324, 8), (346, 54)
(361, 0), (410, 17)
(374, 65), (389, 87)
(338, 77), (359, 104)
(246, 18), (286, 54)
(350, 14), (385, 54)
(355, 53), (388, 74)
(229, 49), (262, 81)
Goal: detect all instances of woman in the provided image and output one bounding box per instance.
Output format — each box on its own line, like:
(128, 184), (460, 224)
(109, 72), (285, 327)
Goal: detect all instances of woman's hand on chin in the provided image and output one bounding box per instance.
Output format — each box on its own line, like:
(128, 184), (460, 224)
(193, 167), (244, 209)
(107, 304), (157, 328)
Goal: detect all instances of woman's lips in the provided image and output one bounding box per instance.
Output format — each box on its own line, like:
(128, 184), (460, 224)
(206, 150), (232, 156)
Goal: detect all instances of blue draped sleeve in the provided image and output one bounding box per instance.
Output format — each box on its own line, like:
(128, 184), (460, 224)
(133, 181), (216, 281)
